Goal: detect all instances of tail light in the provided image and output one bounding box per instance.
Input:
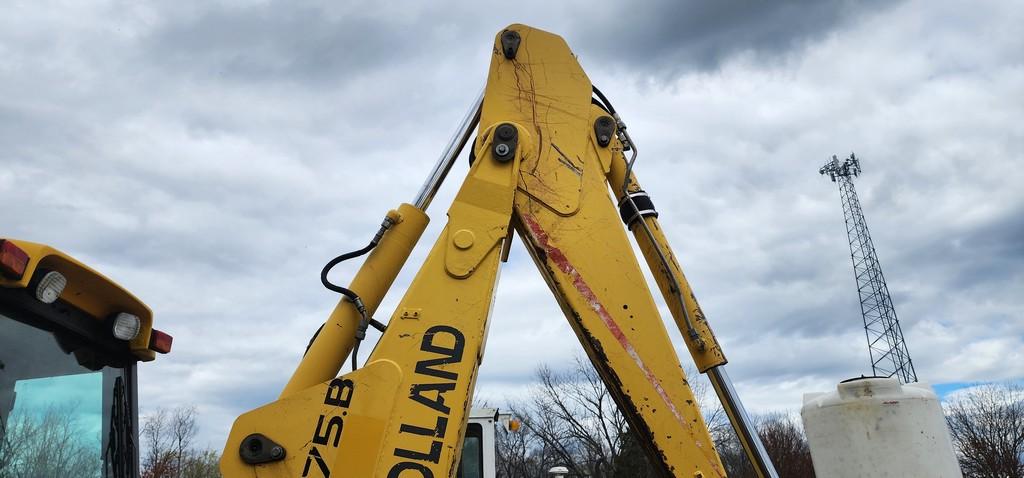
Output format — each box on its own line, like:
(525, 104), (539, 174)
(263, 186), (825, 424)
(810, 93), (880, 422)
(0, 240), (30, 279)
(149, 329), (173, 354)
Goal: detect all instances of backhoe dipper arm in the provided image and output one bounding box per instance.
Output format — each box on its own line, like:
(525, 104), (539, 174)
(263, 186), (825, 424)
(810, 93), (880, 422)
(223, 24), (773, 478)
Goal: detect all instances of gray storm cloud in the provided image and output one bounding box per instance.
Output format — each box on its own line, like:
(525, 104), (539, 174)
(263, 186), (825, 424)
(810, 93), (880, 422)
(1, 0), (1021, 449)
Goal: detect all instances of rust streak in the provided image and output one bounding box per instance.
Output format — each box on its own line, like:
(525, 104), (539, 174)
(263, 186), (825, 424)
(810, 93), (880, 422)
(521, 213), (724, 475)
(523, 216), (679, 422)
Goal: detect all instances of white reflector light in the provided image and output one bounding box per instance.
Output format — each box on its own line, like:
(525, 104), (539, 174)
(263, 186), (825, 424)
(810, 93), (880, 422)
(35, 271), (67, 304)
(112, 313), (142, 341)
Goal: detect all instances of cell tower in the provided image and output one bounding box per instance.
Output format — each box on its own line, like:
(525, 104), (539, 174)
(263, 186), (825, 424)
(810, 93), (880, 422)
(820, 153), (917, 383)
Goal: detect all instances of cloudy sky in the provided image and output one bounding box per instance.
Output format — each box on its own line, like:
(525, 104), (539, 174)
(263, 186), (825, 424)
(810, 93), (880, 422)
(3, 0), (1021, 450)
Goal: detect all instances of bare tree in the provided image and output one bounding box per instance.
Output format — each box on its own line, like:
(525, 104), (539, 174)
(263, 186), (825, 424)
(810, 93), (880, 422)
(497, 357), (720, 478)
(141, 406), (220, 478)
(494, 417), (557, 478)
(711, 412), (815, 478)
(945, 383), (1024, 478)
(142, 408), (176, 478)
(508, 358), (630, 478)
(172, 406), (198, 478)
(0, 403), (100, 478)
(181, 449), (220, 478)
(756, 413), (815, 477)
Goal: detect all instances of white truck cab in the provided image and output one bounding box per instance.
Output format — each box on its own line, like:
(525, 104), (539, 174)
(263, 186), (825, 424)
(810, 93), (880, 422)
(458, 407), (509, 478)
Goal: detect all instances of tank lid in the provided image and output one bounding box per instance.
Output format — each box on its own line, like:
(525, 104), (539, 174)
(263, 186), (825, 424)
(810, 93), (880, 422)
(839, 375), (889, 384)
(837, 376), (902, 399)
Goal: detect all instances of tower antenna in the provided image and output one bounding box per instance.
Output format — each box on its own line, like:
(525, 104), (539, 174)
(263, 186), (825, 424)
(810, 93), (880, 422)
(820, 153), (917, 383)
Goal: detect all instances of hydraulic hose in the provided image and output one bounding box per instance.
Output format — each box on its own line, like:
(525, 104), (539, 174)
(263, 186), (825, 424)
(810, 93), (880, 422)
(317, 217), (395, 370)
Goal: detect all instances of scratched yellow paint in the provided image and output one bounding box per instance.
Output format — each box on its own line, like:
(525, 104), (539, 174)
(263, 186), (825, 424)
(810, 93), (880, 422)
(221, 24), (725, 478)
(492, 26), (725, 476)
(221, 105), (527, 478)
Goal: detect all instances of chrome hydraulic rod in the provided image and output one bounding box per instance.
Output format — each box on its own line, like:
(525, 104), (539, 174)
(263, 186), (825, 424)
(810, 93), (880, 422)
(709, 366), (780, 478)
(412, 90), (484, 211)
(607, 152), (780, 478)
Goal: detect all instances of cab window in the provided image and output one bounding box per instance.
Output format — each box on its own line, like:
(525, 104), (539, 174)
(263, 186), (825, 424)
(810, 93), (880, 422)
(457, 422), (484, 478)
(0, 303), (136, 478)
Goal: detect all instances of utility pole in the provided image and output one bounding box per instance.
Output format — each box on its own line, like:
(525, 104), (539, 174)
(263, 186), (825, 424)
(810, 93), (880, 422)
(820, 153), (917, 383)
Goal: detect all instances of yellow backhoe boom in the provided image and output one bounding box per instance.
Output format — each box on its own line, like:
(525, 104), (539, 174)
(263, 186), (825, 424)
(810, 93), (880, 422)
(222, 24), (777, 478)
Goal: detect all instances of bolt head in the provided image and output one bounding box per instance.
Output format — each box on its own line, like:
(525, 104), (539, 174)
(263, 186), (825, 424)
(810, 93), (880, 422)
(494, 143), (511, 157)
(497, 124), (515, 140)
(453, 229), (475, 250)
(271, 446), (284, 459)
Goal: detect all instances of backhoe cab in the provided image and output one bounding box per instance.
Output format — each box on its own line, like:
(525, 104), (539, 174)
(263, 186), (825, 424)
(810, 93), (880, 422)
(223, 24), (777, 478)
(0, 238), (171, 478)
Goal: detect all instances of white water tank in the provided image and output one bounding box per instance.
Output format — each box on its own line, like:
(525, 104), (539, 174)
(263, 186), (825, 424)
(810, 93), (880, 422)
(801, 377), (962, 478)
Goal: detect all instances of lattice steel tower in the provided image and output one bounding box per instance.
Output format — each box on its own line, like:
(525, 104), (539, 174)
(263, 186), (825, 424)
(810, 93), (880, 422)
(820, 153), (917, 383)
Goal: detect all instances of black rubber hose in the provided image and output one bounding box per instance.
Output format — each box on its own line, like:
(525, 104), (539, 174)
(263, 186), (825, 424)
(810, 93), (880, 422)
(320, 242), (374, 372)
(320, 241), (377, 301)
(351, 341), (360, 371)
(317, 219), (394, 371)
(592, 85), (617, 115)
